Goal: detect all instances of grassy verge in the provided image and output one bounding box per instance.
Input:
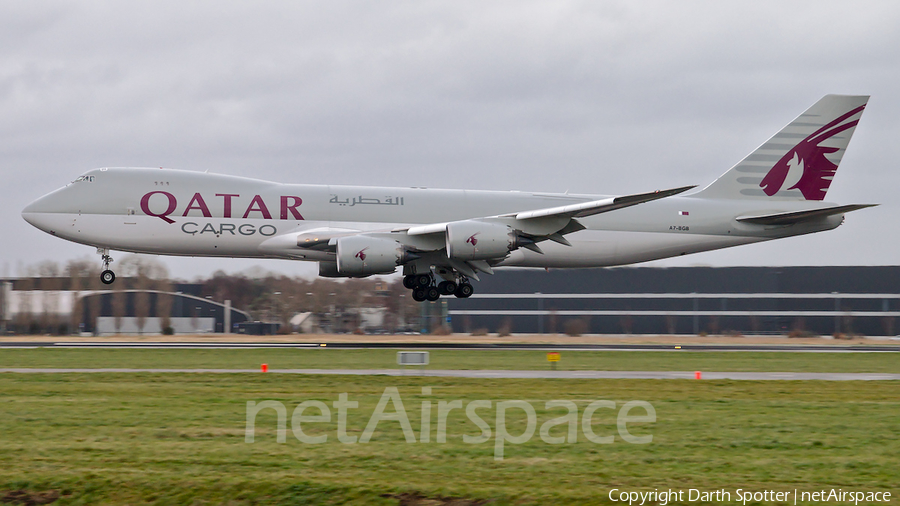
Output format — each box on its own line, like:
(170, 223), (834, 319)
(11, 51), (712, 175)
(0, 348), (898, 373)
(0, 373), (897, 504)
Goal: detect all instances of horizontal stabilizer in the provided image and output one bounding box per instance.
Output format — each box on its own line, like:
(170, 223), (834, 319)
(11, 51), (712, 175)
(736, 204), (876, 225)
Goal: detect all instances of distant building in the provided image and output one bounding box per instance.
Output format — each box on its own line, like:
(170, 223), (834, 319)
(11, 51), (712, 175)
(289, 312), (318, 334)
(236, 321), (281, 335)
(0, 278), (250, 335)
(447, 266), (900, 336)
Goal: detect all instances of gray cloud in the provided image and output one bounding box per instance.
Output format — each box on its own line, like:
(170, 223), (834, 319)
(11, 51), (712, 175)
(3, 1), (899, 279)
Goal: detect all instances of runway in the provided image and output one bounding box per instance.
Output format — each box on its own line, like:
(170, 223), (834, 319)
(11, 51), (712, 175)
(1, 341), (899, 352)
(1, 368), (898, 380)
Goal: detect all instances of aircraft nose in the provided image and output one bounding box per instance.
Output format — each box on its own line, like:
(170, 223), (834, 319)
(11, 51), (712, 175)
(21, 193), (57, 231)
(22, 193), (51, 214)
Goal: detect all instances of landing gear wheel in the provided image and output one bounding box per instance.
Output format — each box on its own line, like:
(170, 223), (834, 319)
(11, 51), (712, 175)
(454, 283), (473, 298)
(425, 286), (441, 301)
(403, 275), (417, 289)
(412, 288), (427, 302)
(97, 248), (115, 284)
(414, 274), (432, 288)
(438, 280), (457, 295)
(100, 270), (116, 285)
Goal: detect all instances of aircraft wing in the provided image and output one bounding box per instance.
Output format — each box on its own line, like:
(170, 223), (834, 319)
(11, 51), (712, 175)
(407, 185), (695, 238)
(279, 184), (694, 278)
(511, 185), (696, 220)
(736, 204), (877, 225)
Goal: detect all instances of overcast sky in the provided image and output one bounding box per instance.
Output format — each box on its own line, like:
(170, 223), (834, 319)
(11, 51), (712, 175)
(2, 1), (899, 280)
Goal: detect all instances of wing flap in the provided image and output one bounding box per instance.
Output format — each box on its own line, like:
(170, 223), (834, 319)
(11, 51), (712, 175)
(736, 204), (876, 225)
(406, 222), (448, 236)
(295, 228), (365, 251)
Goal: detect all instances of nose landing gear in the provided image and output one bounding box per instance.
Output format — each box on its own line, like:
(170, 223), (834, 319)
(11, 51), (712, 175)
(98, 248), (116, 285)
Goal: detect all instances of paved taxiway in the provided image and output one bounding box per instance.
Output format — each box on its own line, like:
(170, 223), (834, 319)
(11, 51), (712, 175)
(1, 368), (898, 380)
(1, 341), (898, 352)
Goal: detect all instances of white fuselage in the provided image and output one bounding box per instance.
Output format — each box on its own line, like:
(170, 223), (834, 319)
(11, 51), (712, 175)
(22, 167), (842, 270)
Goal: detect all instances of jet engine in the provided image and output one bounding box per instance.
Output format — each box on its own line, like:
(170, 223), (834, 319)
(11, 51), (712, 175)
(335, 235), (416, 276)
(445, 221), (529, 261)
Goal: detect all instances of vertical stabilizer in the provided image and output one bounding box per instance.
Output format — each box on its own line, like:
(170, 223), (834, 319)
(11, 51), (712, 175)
(695, 95), (868, 201)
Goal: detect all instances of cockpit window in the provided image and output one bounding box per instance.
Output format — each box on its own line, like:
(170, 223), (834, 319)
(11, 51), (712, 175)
(71, 175), (96, 184)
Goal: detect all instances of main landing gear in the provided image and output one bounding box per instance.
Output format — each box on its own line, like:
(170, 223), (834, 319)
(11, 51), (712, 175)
(98, 248), (116, 285)
(403, 273), (473, 302)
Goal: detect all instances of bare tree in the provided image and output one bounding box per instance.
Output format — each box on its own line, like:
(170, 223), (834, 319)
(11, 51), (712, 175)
(68, 266), (83, 334)
(382, 279), (408, 332)
(111, 286), (127, 335)
(42, 290), (59, 335)
(190, 304), (199, 333)
(0, 279), (6, 334)
(134, 290), (150, 335)
(86, 289), (104, 336)
(62, 258), (104, 334)
(29, 261), (61, 334)
(132, 272), (151, 335)
(118, 255), (171, 335)
(548, 309), (558, 335)
(15, 278), (33, 334)
(665, 314), (677, 335)
(620, 315), (634, 335)
(35, 260), (60, 278)
(118, 255), (169, 280)
(201, 271), (259, 313)
(155, 280), (174, 334)
(66, 259), (97, 335)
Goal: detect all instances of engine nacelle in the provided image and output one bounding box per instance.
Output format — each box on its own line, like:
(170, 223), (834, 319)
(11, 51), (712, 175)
(446, 221), (518, 261)
(318, 261), (343, 278)
(335, 235), (413, 276)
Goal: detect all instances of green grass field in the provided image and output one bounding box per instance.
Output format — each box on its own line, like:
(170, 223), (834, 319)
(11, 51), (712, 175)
(0, 350), (897, 504)
(0, 347), (898, 373)
(1, 373), (898, 505)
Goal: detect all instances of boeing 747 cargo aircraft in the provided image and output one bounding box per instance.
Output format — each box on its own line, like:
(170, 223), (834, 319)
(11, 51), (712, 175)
(22, 95), (875, 301)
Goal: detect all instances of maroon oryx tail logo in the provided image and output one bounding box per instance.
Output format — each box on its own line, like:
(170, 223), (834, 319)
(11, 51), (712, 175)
(466, 233), (479, 246)
(355, 248), (368, 261)
(759, 104), (865, 200)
